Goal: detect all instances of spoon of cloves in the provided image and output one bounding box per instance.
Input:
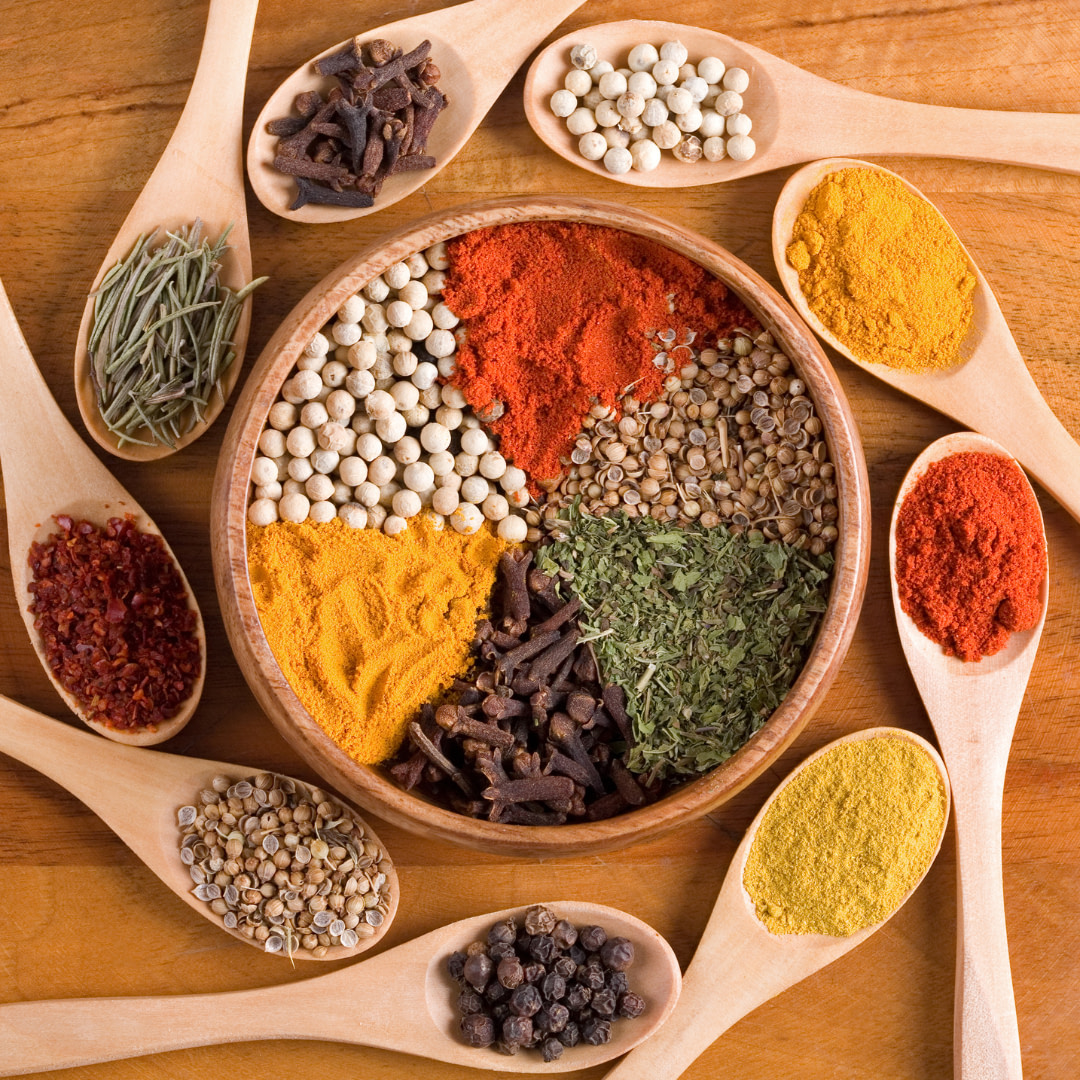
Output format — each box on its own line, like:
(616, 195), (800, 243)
(0, 275), (205, 744)
(0, 693), (398, 962)
(73, 0), (260, 461)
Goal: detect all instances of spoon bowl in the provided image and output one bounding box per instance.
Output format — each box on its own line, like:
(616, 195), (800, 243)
(73, 0), (260, 462)
(0, 278), (204, 744)
(247, 0), (586, 224)
(0, 889), (677, 1074)
(889, 431), (1047, 1079)
(600, 726), (950, 1080)
(0, 693), (398, 961)
(525, 21), (1080, 189)
(773, 157), (1080, 524)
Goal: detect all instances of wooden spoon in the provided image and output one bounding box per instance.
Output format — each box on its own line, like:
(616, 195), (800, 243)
(890, 432), (1047, 1080)
(0, 890), (677, 1074)
(600, 727), (950, 1080)
(524, 20), (1080, 189)
(0, 277), (205, 744)
(773, 158), (1080, 525)
(0, 693), (398, 962)
(73, 0), (260, 461)
(247, 0), (586, 224)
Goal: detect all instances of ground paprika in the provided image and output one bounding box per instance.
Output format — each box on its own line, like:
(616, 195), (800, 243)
(442, 222), (756, 487)
(894, 452), (1045, 662)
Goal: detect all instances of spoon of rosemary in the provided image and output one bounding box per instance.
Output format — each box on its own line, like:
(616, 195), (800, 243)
(72, 0), (261, 462)
(0, 276), (205, 745)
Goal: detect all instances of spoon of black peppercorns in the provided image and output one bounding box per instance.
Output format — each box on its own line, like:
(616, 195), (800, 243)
(0, 901), (680, 1075)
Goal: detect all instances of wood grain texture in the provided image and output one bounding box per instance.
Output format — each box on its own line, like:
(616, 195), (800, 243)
(212, 195), (870, 857)
(0, 0), (1078, 1077)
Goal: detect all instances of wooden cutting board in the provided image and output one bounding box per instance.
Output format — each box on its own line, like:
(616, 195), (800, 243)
(0, 1), (1077, 1077)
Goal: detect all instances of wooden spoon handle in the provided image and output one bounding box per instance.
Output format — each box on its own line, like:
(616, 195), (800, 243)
(951, 782), (1023, 1079)
(820, 87), (1080, 175)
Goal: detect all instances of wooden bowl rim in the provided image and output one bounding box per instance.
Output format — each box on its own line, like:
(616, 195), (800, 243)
(211, 195), (871, 857)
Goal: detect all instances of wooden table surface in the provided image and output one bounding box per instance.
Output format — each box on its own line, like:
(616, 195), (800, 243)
(1, 1), (1078, 1077)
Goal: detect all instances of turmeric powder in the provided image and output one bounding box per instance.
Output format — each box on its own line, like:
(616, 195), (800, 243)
(787, 167), (976, 372)
(247, 516), (508, 764)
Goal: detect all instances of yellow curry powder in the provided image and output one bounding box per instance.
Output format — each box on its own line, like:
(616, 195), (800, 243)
(743, 736), (948, 936)
(247, 517), (509, 764)
(786, 168), (976, 372)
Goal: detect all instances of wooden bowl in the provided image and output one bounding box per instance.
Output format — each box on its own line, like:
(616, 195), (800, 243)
(211, 196), (871, 857)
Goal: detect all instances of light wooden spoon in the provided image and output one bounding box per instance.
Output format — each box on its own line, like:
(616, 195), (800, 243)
(890, 432), (1048, 1080)
(773, 158), (1080, 525)
(0, 277), (205, 744)
(247, 0), (585, 223)
(0, 693), (398, 962)
(600, 726), (951, 1080)
(73, 0), (260, 462)
(524, 20), (1080, 189)
(0, 892), (678, 1074)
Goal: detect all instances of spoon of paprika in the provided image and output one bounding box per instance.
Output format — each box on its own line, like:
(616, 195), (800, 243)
(772, 157), (1080, 525)
(889, 431), (1048, 1080)
(0, 275), (205, 745)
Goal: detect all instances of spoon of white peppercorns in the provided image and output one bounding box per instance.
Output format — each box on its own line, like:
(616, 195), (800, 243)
(0, 896), (680, 1076)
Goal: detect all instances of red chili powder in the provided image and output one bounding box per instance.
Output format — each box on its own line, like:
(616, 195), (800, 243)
(27, 516), (202, 731)
(442, 222), (757, 485)
(894, 452), (1045, 662)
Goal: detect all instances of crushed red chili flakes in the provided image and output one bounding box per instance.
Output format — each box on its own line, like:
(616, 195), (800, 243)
(27, 515), (201, 732)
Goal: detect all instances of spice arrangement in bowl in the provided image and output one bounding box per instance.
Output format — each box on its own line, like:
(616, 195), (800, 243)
(550, 38), (756, 172)
(243, 216), (843, 827)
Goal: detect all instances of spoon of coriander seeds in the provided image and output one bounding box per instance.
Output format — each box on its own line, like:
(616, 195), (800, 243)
(0, 694), (397, 961)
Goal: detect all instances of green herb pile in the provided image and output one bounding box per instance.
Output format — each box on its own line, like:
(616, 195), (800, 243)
(88, 220), (265, 448)
(537, 507), (834, 783)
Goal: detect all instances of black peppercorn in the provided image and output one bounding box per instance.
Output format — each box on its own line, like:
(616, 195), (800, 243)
(502, 1015), (533, 1046)
(582, 1018), (612, 1045)
(457, 987), (485, 1015)
(525, 904), (557, 935)
(492, 1003), (510, 1023)
(579, 960), (606, 990)
(485, 979), (510, 1003)
(509, 983), (543, 1018)
(489, 941), (517, 962)
(606, 970), (630, 996)
(487, 917), (516, 946)
(495, 1039), (519, 1056)
(497, 956), (524, 989)
(523, 961), (547, 984)
(579, 925), (607, 952)
(541, 972), (567, 1001)
(591, 987), (617, 1017)
(568, 943), (587, 965)
(618, 991), (646, 1019)
(529, 934), (557, 964)
(447, 951), (467, 982)
(541, 1036), (564, 1062)
(535, 1001), (570, 1034)
(553, 955), (577, 979)
(600, 936), (635, 972)
(551, 919), (578, 950)
(558, 1021), (581, 1048)
(460, 1013), (495, 1048)
(463, 952), (493, 990)
(565, 983), (592, 1012)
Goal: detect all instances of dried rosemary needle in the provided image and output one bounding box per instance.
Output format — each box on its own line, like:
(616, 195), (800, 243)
(87, 220), (266, 447)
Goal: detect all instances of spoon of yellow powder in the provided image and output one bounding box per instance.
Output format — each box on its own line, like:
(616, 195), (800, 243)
(601, 727), (950, 1080)
(771, 157), (1080, 526)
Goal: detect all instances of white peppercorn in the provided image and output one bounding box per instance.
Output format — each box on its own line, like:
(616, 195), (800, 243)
(300, 401), (328, 429)
(325, 389), (356, 422)
(450, 503), (483, 535)
(251, 456), (278, 487)
(331, 480), (352, 505)
(248, 498), (278, 526)
(666, 87), (692, 115)
(727, 133), (756, 161)
(367, 504), (388, 530)
(697, 55), (725, 83)
(405, 252), (428, 278)
(597, 71), (627, 99)
(255, 481), (282, 501)
(631, 139), (661, 171)
(436, 405), (463, 431)
(616, 90), (645, 118)
(405, 309), (434, 342)
(356, 481), (380, 507)
(390, 381), (420, 412)
(683, 75), (709, 103)
(603, 126), (630, 149)
(338, 456), (368, 487)
(307, 501), (335, 524)
(481, 493), (509, 521)
(590, 59), (614, 83)
(594, 99), (620, 128)
(582, 86), (604, 110)
(331, 320), (362, 347)
(679, 61), (697, 81)
(439, 470), (463, 492)
(458, 427), (488, 456)
(564, 68), (592, 96)
(383, 514), (408, 536)
(305, 473), (335, 502)
(478, 450), (506, 480)
(363, 275), (389, 302)
(627, 70), (657, 99)
(726, 112), (752, 136)
(310, 448), (340, 474)
(393, 435), (421, 465)
(348, 340), (377, 370)
(286, 426), (316, 458)
(431, 486), (459, 516)
(379, 480), (401, 506)
(317, 422), (349, 452)
(365, 389), (395, 420)
(428, 450), (455, 477)
(455, 451), (479, 477)
(338, 503), (368, 529)
(282, 478), (305, 495)
(322, 360), (348, 388)
(659, 40), (688, 65)
(715, 90), (743, 116)
(652, 120), (681, 149)
(304, 332), (330, 359)
(603, 145), (632, 174)
(652, 58), (679, 85)
(703, 136), (726, 161)
(279, 492), (310, 524)
(401, 404), (429, 428)
(460, 475), (490, 504)
(641, 97), (668, 127)
(368, 456), (396, 486)
(566, 107), (597, 135)
(676, 106), (703, 132)
(375, 412), (407, 444)
(383, 262), (410, 290)
(392, 489), (422, 519)
(288, 456), (314, 483)
(402, 461), (435, 493)
(258, 426), (287, 457)
(570, 42), (597, 69)
(722, 66), (749, 92)
(292, 369), (323, 401)
(268, 401), (298, 431)
(578, 131), (607, 160)
(497, 515), (527, 543)
(699, 110), (725, 138)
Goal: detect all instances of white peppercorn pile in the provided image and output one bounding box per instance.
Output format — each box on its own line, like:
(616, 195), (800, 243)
(246, 240), (532, 541)
(550, 38), (757, 173)
(537, 329), (839, 554)
(448, 904), (645, 1061)
(178, 772), (393, 957)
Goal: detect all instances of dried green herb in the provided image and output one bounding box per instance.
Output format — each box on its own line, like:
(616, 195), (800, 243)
(88, 220), (266, 448)
(537, 506), (834, 783)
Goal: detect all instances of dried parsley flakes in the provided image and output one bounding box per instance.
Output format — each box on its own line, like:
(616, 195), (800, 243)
(537, 507), (834, 782)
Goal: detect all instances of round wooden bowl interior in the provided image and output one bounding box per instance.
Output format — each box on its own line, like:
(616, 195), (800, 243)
(211, 196), (871, 857)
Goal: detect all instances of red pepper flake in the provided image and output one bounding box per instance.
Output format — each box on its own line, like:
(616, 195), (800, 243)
(27, 516), (201, 731)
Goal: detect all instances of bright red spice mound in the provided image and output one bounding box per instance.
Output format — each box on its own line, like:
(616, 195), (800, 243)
(894, 452), (1045, 662)
(442, 222), (757, 486)
(27, 516), (201, 731)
